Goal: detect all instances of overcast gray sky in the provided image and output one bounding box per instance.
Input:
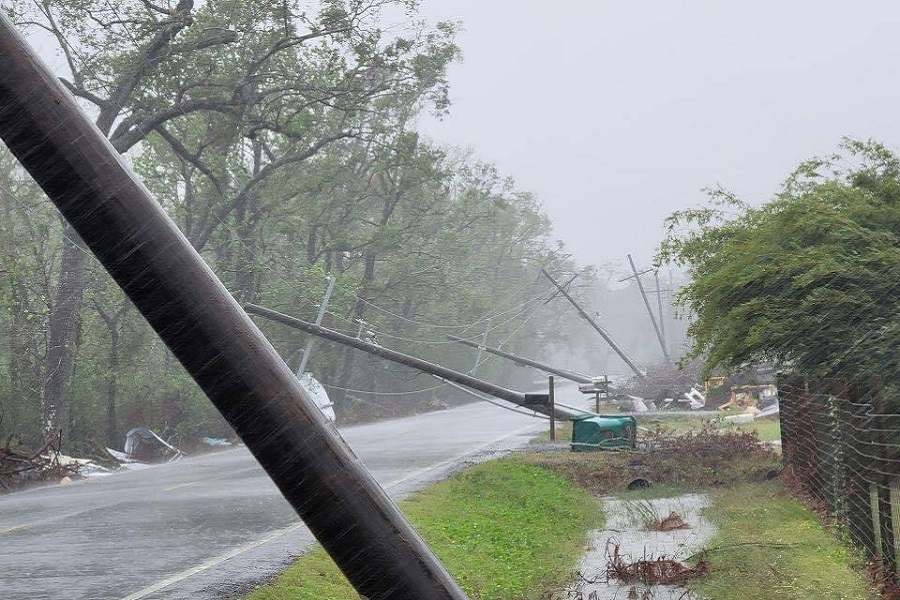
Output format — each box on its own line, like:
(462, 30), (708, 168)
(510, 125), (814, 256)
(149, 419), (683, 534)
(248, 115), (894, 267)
(416, 1), (900, 269)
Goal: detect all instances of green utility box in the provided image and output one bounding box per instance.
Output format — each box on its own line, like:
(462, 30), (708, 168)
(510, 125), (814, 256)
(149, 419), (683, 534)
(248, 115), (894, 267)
(570, 415), (637, 452)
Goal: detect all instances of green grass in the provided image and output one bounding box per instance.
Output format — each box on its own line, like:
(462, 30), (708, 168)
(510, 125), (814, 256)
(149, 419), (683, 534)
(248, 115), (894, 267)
(529, 420), (573, 443)
(246, 458), (602, 600)
(694, 482), (873, 600)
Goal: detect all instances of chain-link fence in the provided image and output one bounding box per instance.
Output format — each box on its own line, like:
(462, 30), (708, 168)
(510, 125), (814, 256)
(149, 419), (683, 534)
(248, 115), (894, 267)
(778, 375), (900, 579)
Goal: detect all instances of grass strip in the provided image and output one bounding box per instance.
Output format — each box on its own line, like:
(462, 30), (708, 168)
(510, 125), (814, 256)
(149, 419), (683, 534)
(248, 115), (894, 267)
(247, 457), (601, 600)
(694, 481), (873, 600)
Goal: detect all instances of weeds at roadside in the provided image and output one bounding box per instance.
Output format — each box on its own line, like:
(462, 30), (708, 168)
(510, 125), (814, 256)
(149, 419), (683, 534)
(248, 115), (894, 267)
(525, 426), (780, 496)
(621, 499), (690, 531)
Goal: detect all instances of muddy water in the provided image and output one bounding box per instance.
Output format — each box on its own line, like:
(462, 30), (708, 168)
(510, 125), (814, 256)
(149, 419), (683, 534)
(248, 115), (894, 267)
(562, 493), (714, 600)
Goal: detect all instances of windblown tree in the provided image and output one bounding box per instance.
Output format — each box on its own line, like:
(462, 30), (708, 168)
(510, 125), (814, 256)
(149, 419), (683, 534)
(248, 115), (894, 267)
(0, 1), (591, 449)
(659, 139), (900, 389)
(8, 0), (457, 439)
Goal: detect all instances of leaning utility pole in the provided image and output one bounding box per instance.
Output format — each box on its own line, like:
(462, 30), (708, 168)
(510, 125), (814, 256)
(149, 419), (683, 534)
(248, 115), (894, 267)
(540, 269), (647, 382)
(447, 335), (594, 384)
(246, 304), (589, 421)
(626, 254), (671, 364)
(297, 275), (336, 376)
(0, 17), (465, 600)
(654, 270), (667, 351)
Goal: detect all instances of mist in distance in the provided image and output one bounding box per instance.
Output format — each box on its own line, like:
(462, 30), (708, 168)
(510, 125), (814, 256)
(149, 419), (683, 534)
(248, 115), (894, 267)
(417, 0), (900, 268)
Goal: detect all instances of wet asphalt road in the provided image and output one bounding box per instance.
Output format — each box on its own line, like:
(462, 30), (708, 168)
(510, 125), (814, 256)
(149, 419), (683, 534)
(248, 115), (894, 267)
(0, 400), (549, 600)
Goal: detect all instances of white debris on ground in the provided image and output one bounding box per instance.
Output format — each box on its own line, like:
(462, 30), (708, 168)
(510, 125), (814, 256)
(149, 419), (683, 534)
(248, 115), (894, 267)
(105, 447), (136, 463)
(683, 387), (707, 410)
(724, 400), (779, 424)
(627, 396), (649, 412)
(55, 454), (114, 478)
(201, 437), (233, 447)
(562, 494), (714, 600)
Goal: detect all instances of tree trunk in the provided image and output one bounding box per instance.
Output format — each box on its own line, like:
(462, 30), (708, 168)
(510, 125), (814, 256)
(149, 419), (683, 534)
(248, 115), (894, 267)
(41, 226), (87, 441)
(105, 326), (120, 448)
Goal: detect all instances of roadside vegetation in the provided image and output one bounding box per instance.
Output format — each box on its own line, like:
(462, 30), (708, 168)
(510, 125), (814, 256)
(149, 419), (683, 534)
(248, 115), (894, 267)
(659, 138), (900, 390)
(528, 426), (781, 495)
(249, 424), (874, 600)
(1, 0), (606, 455)
(532, 413), (780, 446)
(640, 413), (781, 442)
(695, 482), (873, 600)
(247, 458), (601, 600)
(530, 425), (872, 599)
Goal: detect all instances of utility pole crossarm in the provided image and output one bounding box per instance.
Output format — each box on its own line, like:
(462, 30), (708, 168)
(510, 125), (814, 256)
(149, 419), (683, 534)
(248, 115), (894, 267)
(447, 335), (594, 384)
(540, 269), (647, 382)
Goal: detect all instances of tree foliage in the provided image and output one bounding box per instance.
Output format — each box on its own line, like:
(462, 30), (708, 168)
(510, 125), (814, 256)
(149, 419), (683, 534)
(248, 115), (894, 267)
(0, 1), (603, 451)
(659, 139), (900, 387)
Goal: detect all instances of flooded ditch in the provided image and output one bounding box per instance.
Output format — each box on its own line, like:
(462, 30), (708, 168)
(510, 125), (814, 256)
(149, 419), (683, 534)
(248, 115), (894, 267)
(560, 493), (714, 600)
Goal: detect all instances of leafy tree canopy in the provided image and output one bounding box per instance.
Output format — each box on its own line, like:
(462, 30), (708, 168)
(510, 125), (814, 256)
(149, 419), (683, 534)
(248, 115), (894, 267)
(659, 139), (900, 387)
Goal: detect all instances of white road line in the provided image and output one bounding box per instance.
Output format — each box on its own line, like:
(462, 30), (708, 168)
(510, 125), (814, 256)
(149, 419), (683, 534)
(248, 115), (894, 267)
(0, 502), (124, 535)
(118, 523), (307, 600)
(162, 481), (200, 492)
(118, 421), (541, 600)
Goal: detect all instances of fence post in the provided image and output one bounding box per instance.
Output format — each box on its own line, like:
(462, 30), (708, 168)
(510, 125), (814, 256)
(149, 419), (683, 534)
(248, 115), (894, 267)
(891, 480), (900, 577)
(872, 483), (884, 561)
(549, 375), (556, 442)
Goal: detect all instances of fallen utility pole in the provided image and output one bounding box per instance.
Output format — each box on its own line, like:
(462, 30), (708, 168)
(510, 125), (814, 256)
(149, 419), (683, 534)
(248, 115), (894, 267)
(245, 304), (587, 421)
(0, 17), (465, 600)
(540, 269), (647, 382)
(626, 254), (672, 364)
(447, 335), (594, 384)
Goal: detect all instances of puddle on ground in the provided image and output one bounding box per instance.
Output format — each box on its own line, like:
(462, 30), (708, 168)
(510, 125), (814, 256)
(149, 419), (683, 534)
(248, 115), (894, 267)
(559, 493), (714, 600)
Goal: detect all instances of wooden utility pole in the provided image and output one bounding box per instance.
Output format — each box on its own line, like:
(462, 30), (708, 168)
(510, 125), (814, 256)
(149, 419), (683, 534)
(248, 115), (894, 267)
(0, 17), (466, 600)
(246, 304), (588, 421)
(654, 270), (667, 351)
(541, 269), (647, 382)
(297, 275), (335, 376)
(626, 254), (671, 364)
(448, 335), (594, 384)
(549, 376), (556, 441)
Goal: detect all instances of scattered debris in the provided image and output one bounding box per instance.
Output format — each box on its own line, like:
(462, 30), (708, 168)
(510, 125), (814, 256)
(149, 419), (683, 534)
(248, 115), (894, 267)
(105, 447), (138, 463)
(201, 437), (233, 448)
(606, 543), (708, 586)
(0, 432), (81, 492)
(124, 427), (183, 463)
(718, 384), (777, 412)
(682, 388), (706, 410)
(651, 512), (690, 532)
(622, 500), (690, 532)
(723, 401), (779, 424)
(628, 396), (650, 413)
